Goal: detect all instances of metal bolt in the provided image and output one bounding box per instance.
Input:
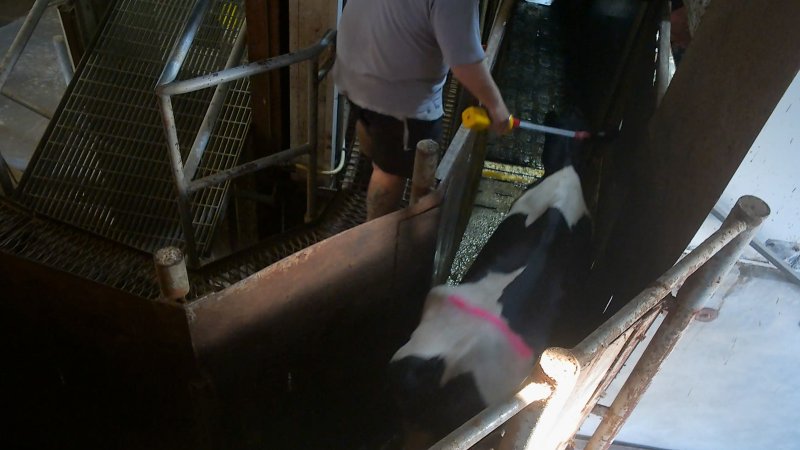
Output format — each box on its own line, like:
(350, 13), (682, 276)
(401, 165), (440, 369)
(695, 307), (719, 322)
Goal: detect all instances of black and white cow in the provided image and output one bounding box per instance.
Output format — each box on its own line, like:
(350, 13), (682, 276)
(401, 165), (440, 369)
(388, 111), (593, 440)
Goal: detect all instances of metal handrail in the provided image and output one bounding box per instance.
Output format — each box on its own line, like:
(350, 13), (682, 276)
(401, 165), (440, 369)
(0, 0), (66, 195)
(155, 0), (336, 267)
(432, 195), (770, 449)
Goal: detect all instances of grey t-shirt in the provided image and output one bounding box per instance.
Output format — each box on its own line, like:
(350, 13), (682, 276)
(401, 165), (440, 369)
(333, 0), (486, 120)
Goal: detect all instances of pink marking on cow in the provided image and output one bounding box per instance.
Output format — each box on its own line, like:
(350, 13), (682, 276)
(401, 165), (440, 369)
(447, 295), (535, 360)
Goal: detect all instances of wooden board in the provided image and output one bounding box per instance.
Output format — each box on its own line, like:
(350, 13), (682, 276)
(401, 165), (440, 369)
(594, 0), (800, 315)
(289, 0), (338, 169)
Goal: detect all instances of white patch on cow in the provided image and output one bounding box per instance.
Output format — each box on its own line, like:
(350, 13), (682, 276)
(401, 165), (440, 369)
(508, 166), (588, 228)
(392, 269), (534, 406)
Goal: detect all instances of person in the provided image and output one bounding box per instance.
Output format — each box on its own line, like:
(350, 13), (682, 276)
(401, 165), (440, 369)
(333, 0), (511, 220)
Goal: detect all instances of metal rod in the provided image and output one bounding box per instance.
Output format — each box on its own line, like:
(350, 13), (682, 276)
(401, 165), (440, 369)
(410, 139), (440, 205)
(573, 214), (749, 363)
(158, 30), (336, 96)
(585, 196), (770, 450)
(710, 207), (800, 287)
(156, 0), (212, 87)
(305, 57), (320, 223)
(430, 382), (553, 450)
(158, 95), (199, 266)
(52, 34), (73, 85)
(189, 145), (311, 193)
(0, 0), (51, 90)
(517, 120), (577, 138)
(184, 21), (249, 182)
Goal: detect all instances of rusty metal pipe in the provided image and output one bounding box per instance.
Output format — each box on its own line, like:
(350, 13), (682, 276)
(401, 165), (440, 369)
(573, 214), (748, 363)
(429, 382), (552, 450)
(154, 247), (190, 302)
(410, 139), (440, 206)
(584, 196), (770, 450)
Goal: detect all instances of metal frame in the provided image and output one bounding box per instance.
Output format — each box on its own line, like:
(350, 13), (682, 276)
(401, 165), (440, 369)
(0, 0), (70, 195)
(432, 195), (770, 449)
(155, 0), (335, 267)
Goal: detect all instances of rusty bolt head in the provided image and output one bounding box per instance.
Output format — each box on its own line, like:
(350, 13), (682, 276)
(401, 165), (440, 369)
(695, 307), (719, 322)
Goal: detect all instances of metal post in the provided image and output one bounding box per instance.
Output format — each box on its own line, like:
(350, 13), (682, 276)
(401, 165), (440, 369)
(184, 21), (249, 181)
(585, 196), (770, 450)
(305, 56), (319, 223)
(410, 139), (439, 206)
(0, 0), (51, 90)
(158, 94), (199, 267)
(154, 247), (190, 302)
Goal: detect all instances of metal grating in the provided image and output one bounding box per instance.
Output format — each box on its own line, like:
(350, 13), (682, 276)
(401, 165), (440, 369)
(0, 148), (371, 301)
(15, 0), (250, 256)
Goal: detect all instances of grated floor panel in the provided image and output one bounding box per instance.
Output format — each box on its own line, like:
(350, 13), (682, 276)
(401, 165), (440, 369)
(15, 0), (250, 256)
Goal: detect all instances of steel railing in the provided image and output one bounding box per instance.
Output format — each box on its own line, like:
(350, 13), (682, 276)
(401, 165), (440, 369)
(155, 0), (335, 267)
(430, 195), (770, 450)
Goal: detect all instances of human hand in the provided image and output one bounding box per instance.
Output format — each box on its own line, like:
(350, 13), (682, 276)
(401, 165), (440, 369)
(487, 103), (512, 135)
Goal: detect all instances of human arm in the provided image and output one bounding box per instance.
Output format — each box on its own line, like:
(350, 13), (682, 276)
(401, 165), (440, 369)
(451, 62), (511, 135)
(431, 0), (510, 134)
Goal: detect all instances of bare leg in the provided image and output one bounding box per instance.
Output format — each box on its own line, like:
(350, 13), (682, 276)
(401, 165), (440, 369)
(357, 119), (406, 221)
(367, 164), (405, 221)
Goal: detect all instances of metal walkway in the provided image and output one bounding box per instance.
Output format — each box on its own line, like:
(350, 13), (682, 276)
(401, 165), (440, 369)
(0, 149), (370, 300)
(14, 0), (250, 256)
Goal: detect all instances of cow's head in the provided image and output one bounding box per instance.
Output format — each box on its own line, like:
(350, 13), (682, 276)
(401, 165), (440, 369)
(388, 286), (536, 436)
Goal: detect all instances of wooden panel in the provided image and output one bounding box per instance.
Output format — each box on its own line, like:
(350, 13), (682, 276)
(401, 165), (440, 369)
(245, 0), (286, 151)
(595, 0), (800, 315)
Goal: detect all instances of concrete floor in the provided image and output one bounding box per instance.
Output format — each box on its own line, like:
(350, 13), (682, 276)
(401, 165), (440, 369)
(0, 1), (66, 184)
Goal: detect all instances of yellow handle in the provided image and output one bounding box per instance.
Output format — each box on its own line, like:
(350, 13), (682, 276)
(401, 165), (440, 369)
(462, 106), (515, 132)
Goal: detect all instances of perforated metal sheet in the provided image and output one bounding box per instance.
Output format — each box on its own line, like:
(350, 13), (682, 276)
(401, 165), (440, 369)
(15, 0), (250, 256)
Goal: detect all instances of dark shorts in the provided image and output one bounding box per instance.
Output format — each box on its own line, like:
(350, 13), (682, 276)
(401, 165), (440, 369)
(350, 101), (442, 179)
